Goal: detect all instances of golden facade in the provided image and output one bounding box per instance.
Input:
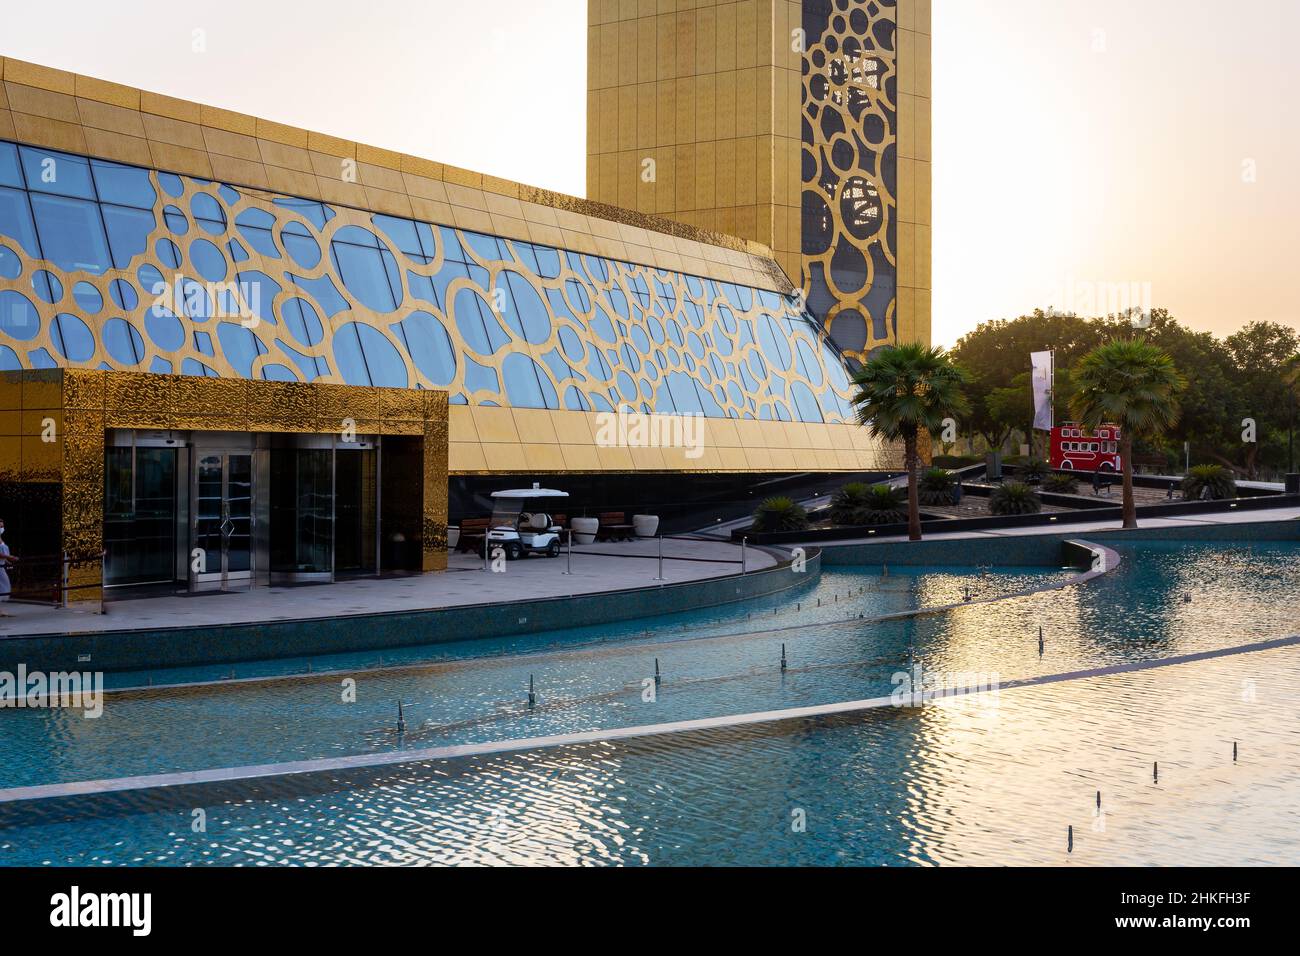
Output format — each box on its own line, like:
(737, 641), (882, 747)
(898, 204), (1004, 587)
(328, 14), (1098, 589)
(0, 54), (898, 475)
(0, 368), (449, 601)
(587, 0), (931, 360)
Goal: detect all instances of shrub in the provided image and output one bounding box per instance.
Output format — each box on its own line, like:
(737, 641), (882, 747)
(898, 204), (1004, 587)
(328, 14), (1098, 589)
(1018, 458), (1049, 483)
(918, 467), (955, 505)
(1042, 472), (1079, 494)
(862, 484), (908, 524)
(830, 483), (907, 526)
(1182, 464), (1237, 501)
(830, 483), (872, 525)
(990, 481), (1043, 516)
(751, 496), (809, 533)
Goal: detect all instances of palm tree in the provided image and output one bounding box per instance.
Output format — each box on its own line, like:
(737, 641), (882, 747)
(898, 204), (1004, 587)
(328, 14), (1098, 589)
(1070, 338), (1186, 529)
(850, 344), (969, 541)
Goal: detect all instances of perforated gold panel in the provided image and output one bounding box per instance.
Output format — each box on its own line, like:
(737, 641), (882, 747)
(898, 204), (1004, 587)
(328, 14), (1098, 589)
(586, 0), (931, 359)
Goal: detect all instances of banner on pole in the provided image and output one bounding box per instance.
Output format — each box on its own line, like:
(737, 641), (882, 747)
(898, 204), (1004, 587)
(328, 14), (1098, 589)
(1031, 350), (1054, 432)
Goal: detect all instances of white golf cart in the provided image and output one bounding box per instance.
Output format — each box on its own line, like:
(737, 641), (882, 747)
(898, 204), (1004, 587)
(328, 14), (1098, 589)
(483, 486), (569, 560)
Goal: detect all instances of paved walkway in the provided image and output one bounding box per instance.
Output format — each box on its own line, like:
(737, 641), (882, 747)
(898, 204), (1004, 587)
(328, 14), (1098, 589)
(800, 503), (1300, 548)
(0, 537), (774, 639)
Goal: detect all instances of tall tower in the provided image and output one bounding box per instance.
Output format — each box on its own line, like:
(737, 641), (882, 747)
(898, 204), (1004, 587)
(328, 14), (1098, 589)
(587, 0), (930, 361)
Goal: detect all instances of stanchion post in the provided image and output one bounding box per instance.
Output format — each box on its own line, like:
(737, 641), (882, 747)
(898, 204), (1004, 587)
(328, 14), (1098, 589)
(741, 537), (747, 574)
(655, 534), (665, 581)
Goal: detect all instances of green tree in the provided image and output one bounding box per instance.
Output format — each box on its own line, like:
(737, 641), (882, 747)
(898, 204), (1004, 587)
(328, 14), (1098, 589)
(1286, 354), (1300, 473)
(1223, 323), (1300, 477)
(951, 310), (1103, 451)
(1071, 338), (1187, 528)
(850, 343), (969, 541)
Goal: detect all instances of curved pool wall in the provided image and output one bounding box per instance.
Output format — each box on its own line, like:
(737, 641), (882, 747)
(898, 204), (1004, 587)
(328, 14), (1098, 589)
(0, 544), (821, 674)
(816, 517), (1300, 567)
(7, 631), (1295, 831)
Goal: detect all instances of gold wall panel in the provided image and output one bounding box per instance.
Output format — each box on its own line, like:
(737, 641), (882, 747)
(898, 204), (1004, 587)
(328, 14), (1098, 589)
(0, 368), (449, 602)
(0, 55), (786, 295)
(587, 0), (932, 358)
(447, 404), (899, 475)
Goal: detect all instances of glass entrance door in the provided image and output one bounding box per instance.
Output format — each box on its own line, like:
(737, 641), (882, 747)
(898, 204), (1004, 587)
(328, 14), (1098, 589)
(103, 446), (178, 587)
(192, 452), (253, 589)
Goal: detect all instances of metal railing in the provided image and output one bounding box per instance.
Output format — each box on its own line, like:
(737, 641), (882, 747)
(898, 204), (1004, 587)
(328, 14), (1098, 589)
(3, 550), (107, 614)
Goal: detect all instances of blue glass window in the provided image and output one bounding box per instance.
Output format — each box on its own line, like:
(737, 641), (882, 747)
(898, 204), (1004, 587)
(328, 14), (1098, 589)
(286, 272), (349, 318)
(791, 381), (824, 422)
(103, 318), (145, 365)
(163, 205), (189, 235)
(330, 226), (402, 313)
(453, 288), (508, 355)
(563, 385), (591, 411)
(281, 221), (321, 269)
(51, 313), (95, 362)
(217, 322), (263, 377)
(333, 321), (408, 388)
(463, 356), (500, 396)
(495, 271), (552, 344)
(190, 238), (228, 282)
(0, 291), (40, 341)
(373, 214), (435, 264)
(92, 159), (156, 209)
(235, 270), (281, 325)
(0, 143), (21, 188)
(0, 243), (20, 279)
(502, 353), (557, 409)
(397, 311), (457, 387)
(28, 193), (111, 274)
(72, 281), (102, 314)
(159, 173), (184, 197)
(156, 237), (181, 268)
(261, 363), (298, 382)
(281, 297), (323, 348)
(20, 146), (95, 199)
(796, 339), (824, 387)
(101, 204), (154, 268)
(236, 208), (280, 258)
(31, 270), (62, 304)
(275, 340), (327, 382)
(191, 193), (227, 235)
(0, 186), (41, 257)
(145, 306), (185, 351)
(274, 197), (333, 229)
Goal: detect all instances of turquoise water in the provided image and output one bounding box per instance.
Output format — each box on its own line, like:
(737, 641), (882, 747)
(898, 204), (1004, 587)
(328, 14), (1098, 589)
(0, 564), (1065, 787)
(1, 540), (1299, 866)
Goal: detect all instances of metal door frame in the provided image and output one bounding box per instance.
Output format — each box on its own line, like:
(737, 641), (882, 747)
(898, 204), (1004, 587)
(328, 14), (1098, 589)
(189, 448), (255, 592)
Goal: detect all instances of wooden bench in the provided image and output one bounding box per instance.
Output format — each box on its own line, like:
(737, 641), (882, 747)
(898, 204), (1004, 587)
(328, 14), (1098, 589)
(455, 517), (492, 553)
(595, 511), (636, 542)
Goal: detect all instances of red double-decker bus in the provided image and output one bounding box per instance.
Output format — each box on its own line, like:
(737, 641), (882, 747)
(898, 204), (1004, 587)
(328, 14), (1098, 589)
(1050, 422), (1123, 472)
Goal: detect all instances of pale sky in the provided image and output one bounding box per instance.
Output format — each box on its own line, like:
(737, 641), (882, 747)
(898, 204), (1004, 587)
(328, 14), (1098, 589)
(2, 0), (1296, 345)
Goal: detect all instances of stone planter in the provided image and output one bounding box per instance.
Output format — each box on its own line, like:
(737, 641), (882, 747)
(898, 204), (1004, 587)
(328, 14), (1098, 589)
(570, 516), (599, 545)
(447, 527), (460, 550)
(633, 514), (660, 538)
